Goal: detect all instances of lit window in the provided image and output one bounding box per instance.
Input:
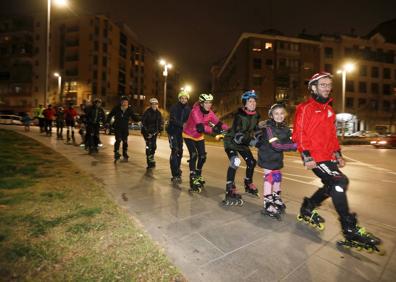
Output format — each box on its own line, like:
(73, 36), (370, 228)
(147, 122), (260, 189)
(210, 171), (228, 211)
(265, 42), (272, 50)
(252, 48), (262, 52)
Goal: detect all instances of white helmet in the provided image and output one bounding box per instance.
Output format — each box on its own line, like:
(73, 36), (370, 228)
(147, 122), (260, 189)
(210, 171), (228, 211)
(149, 98), (159, 104)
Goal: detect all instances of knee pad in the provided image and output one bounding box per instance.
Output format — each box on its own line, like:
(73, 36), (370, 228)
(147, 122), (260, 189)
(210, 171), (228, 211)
(272, 170), (282, 183)
(332, 175), (349, 193)
(229, 156), (241, 169)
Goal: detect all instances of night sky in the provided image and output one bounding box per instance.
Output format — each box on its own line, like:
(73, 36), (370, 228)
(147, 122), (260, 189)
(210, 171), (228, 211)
(2, 0), (395, 91)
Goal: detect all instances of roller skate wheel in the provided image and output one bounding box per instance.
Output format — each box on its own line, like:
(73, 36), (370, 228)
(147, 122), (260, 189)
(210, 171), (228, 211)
(356, 246), (362, 251)
(317, 223), (325, 231)
(238, 199), (244, 206)
(366, 247), (374, 253)
(296, 214), (304, 221)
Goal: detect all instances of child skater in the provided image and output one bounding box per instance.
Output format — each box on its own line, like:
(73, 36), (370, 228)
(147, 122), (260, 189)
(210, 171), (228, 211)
(256, 103), (297, 218)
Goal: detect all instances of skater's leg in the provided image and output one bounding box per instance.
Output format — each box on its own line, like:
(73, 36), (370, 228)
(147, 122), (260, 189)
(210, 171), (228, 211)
(169, 135), (180, 177)
(240, 150), (258, 195)
(184, 138), (198, 172)
(263, 169), (273, 196)
(225, 149), (239, 184)
(122, 132), (129, 159)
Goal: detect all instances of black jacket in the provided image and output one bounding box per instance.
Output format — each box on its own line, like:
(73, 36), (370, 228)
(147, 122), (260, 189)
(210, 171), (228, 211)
(167, 102), (191, 135)
(106, 105), (138, 130)
(141, 107), (163, 135)
(85, 105), (106, 125)
(256, 119), (296, 170)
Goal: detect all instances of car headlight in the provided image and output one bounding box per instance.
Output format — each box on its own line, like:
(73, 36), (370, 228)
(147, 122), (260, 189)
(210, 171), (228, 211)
(370, 141), (377, 144)
(378, 141), (387, 145)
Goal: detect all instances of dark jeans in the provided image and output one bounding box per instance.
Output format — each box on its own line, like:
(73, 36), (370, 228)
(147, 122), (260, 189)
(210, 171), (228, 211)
(39, 118), (45, 132)
(115, 128), (129, 157)
(169, 134), (184, 177)
(144, 133), (158, 164)
(45, 119), (52, 135)
(56, 120), (64, 138)
(86, 123), (100, 149)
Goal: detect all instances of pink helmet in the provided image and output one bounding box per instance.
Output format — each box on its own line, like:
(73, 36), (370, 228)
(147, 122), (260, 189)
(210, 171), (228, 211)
(308, 72), (333, 89)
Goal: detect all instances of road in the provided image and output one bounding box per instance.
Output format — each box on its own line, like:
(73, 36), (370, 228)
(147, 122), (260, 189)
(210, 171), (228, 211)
(6, 126), (396, 281)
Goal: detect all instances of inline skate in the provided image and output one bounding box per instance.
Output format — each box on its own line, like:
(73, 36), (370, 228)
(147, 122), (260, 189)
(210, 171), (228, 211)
(297, 197), (325, 231)
(114, 151), (121, 163)
(222, 183), (244, 206)
(189, 172), (202, 193)
(273, 191), (286, 213)
(337, 214), (384, 255)
(261, 195), (281, 220)
(244, 178), (259, 198)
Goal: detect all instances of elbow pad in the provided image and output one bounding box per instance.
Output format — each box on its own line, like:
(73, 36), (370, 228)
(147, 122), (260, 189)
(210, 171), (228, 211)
(196, 123), (204, 133)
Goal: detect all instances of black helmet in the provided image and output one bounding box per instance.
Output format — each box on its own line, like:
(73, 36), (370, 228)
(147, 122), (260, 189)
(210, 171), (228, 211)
(120, 95), (129, 101)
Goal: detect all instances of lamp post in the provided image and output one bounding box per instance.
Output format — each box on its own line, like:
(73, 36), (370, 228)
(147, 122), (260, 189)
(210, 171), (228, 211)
(337, 62), (355, 140)
(45, 0), (68, 106)
(181, 84), (192, 94)
(53, 72), (62, 103)
(159, 59), (172, 111)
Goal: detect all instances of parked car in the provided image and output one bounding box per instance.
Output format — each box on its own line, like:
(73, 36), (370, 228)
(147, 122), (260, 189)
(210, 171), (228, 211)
(370, 135), (396, 148)
(348, 130), (379, 138)
(129, 122), (142, 130)
(0, 114), (23, 125)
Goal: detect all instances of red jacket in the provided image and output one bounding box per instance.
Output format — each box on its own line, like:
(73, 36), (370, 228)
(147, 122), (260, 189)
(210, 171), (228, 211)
(43, 108), (55, 120)
(292, 97), (340, 162)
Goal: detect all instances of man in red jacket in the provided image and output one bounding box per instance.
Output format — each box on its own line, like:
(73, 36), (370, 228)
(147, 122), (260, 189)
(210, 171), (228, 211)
(292, 72), (381, 251)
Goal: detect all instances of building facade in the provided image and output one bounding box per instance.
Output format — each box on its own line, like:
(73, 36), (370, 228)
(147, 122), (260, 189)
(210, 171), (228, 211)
(0, 15), (46, 114)
(212, 22), (396, 133)
(50, 15), (166, 113)
(211, 32), (321, 122)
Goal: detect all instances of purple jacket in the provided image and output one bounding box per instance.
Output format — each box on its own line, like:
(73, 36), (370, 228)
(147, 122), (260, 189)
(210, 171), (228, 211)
(183, 102), (229, 139)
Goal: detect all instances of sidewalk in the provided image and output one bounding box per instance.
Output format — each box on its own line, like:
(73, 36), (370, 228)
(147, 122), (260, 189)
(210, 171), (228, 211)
(7, 126), (396, 282)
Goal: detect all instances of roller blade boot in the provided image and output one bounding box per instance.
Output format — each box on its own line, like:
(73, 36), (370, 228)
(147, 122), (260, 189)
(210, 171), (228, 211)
(261, 195), (281, 220)
(171, 176), (182, 185)
(297, 197), (325, 231)
(222, 183), (244, 206)
(189, 173), (202, 193)
(273, 191), (286, 213)
(122, 152), (129, 162)
(146, 155), (156, 169)
(337, 214), (384, 255)
(195, 170), (205, 187)
(244, 179), (259, 198)
(114, 152), (121, 163)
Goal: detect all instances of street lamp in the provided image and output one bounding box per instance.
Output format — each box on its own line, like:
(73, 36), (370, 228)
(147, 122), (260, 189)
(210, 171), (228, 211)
(159, 59), (172, 111)
(53, 72), (62, 102)
(45, 0), (68, 106)
(337, 62), (355, 140)
(181, 84), (192, 93)
(337, 62), (355, 113)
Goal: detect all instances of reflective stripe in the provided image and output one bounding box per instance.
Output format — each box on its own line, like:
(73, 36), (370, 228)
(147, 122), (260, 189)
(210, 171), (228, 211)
(269, 137), (278, 143)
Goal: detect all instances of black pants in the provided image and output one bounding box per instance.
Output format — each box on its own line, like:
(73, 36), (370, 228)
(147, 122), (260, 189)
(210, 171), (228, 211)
(169, 134), (184, 177)
(45, 119), (52, 135)
(144, 134), (158, 164)
(86, 123), (100, 150)
(39, 118), (45, 132)
(225, 148), (256, 183)
(184, 138), (206, 173)
(56, 120), (64, 138)
(66, 120), (75, 142)
(309, 161), (350, 219)
(115, 128), (129, 157)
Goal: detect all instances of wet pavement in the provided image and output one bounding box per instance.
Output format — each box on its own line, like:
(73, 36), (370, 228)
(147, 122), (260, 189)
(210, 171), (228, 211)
(6, 126), (396, 282)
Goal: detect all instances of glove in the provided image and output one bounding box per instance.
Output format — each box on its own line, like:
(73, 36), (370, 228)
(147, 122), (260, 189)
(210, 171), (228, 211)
(196, 123), (204, 133)
(104, 123), (110, 129)
(212, 122), (223, 135)
(233, 132), (245, 144)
